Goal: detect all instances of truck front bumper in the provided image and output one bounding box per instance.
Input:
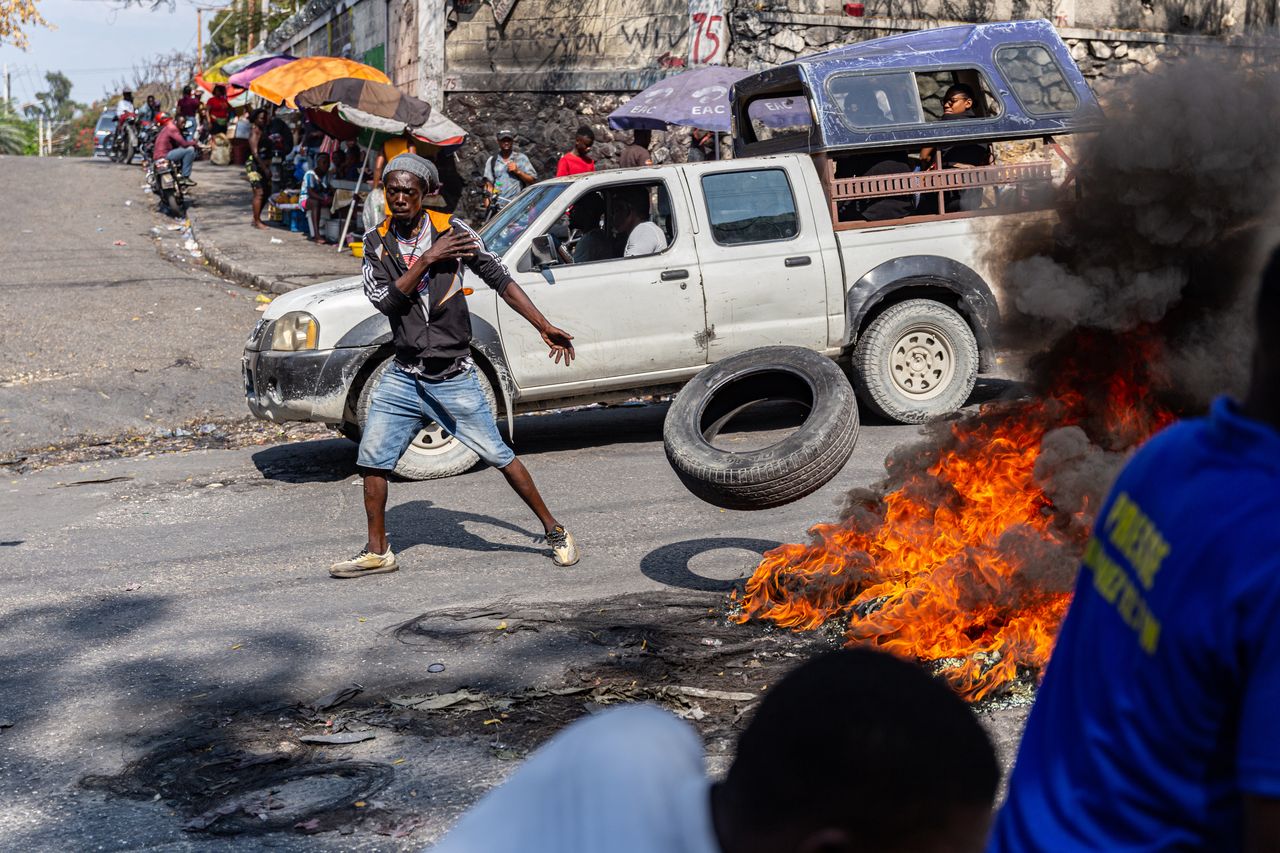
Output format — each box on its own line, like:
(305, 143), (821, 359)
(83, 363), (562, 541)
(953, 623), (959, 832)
(242, 346), (377, 424)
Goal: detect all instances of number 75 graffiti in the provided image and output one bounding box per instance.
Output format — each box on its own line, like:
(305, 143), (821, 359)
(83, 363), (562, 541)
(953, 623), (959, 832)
(689, 9), (727, 65)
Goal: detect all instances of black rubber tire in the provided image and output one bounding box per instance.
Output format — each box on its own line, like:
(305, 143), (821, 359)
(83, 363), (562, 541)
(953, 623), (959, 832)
(851, 298), (978, 425)
(354, 357), (497, 480)
(161, 187), (184, 215)
(122, 131), (135, 166)
(663, 346), (859, 511)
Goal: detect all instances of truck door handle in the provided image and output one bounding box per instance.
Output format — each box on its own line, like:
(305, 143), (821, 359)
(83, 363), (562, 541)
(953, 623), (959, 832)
(660, 269), (689, 281)
(784, 256), (812, 267)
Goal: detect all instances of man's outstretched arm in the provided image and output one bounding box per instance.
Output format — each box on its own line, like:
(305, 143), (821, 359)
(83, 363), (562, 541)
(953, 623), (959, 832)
(501, 282), (575, 366)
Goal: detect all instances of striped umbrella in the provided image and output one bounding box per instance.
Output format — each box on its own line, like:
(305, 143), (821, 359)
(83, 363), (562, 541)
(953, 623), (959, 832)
(227, 54), (296, 89)
(249, 57), (389, 108)
(296, 78), (467, 148)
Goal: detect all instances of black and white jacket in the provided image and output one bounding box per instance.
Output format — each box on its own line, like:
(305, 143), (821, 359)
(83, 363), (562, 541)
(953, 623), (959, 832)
(361, 210), (512, 377)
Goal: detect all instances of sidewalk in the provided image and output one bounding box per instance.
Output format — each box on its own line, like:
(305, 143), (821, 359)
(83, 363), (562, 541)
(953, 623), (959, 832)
(188, 162), (361, 294)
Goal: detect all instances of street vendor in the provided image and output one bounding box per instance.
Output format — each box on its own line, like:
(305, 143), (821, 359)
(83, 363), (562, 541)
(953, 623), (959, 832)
(329, 153), (580, 579)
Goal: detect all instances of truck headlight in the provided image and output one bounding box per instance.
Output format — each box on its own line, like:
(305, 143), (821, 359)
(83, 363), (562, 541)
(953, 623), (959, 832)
(270, 312), (319, 351)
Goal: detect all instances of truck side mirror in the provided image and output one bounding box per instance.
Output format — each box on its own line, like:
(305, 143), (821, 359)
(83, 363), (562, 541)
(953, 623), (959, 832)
(531, 234), (558, 269)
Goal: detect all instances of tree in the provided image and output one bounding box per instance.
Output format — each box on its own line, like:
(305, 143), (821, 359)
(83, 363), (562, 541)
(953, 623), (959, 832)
(25, 70), (81, 124)
(0, 110), (35, 155)
(0, 0), (50, 50)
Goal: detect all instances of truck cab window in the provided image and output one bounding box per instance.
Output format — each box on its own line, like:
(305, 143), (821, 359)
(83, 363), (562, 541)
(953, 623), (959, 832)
(537, 181), (675, 267)
(701, 169), (800, 245)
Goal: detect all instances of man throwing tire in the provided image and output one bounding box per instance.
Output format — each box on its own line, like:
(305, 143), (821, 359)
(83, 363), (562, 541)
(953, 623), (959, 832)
(330, 153), (579, 579)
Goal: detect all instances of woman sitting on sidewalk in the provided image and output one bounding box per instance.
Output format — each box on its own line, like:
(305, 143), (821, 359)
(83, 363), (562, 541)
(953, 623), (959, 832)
(299, 152), (333, 243)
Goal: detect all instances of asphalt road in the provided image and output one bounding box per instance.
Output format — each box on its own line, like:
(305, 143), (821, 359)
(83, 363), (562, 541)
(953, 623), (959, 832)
(0, 155), (262, 454)
(0, 157), (1028, 850)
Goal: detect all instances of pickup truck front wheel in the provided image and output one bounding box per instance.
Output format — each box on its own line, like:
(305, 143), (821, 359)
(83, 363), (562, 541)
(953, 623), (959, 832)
(852, 299), (978, 425)
(663, 346), (859, 510)
(353, 357), (497, 480)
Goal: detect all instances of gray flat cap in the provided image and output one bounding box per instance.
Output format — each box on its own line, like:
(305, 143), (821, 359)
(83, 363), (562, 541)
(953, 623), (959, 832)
(383, 152), (439, 188)
(496, 128), (515, 139)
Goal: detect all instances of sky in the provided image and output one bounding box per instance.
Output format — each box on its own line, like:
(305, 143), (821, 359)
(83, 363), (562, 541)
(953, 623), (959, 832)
(1, 0), (205, 108)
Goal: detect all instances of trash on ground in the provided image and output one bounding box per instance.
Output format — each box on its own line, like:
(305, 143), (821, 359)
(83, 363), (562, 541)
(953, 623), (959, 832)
(299, 731), (376, 745)
(113, 240), (128, 247)
(307, 683), (363, 712)
(427, 662), (446, 673)
(270, 237), (283, 244)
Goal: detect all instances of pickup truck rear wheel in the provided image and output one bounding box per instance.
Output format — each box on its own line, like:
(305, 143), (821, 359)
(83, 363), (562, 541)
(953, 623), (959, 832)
(354, 357), (497, 480)
(852, 299), (978, 424)
(663, 346), (859, 511)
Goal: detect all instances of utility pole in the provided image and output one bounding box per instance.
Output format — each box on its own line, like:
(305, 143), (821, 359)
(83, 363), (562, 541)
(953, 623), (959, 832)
(260, 0), (270, 50)
(3, 63), (10, 115)
(197, 10), (203, 73)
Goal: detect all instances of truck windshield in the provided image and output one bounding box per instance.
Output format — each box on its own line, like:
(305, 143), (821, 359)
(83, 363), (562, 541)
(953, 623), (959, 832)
(478, 184), (569, 257)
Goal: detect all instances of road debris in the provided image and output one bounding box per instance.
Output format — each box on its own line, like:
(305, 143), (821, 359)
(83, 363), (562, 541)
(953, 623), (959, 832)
(299, 731), (376, 745)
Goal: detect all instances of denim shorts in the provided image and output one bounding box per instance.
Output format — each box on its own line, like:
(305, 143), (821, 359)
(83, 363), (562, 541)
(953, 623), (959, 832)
(357, 364), (515, 472)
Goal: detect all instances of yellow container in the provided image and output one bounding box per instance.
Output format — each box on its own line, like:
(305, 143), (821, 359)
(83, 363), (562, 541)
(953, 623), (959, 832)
(350, 241), (364, 258)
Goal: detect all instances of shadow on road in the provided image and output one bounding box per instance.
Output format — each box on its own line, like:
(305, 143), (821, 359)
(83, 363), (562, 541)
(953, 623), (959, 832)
(251, 437), (357, 483)
(639, 537), (781, 592)
(387, 499), (544, 556)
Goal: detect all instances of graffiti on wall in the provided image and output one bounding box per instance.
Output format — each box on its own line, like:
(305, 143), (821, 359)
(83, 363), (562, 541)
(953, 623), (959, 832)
(448, 0), (697, 74)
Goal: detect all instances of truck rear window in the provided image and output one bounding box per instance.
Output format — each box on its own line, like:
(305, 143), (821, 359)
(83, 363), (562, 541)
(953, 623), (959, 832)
(701, 169), (799, 245)
(994, 45), (1079, 115)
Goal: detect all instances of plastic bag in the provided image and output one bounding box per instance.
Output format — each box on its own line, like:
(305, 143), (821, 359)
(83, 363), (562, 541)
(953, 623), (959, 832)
(361, 187), (386, 234)
(209, 135), (231, 167)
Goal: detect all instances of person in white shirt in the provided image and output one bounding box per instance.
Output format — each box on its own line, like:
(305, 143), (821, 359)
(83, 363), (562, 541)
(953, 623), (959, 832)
(612, 186), (668, 258)
(429, 648), (1000, 853)
(117, 90), (135, 115)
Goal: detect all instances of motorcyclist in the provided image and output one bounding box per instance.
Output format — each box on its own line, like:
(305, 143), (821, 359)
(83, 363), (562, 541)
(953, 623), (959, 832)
(139, 95), (161, 124)
(153, 113), (201, 186)
(117, 90), (135, 116)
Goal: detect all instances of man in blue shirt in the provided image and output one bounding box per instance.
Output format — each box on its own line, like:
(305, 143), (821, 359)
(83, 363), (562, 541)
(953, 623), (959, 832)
(990, 248), (1280, 852)
(482, 129), (537, 215)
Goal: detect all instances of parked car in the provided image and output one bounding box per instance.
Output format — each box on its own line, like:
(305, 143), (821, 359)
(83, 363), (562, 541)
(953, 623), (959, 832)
(244, 19), (1102, 483)
(93, 109), (116, 158)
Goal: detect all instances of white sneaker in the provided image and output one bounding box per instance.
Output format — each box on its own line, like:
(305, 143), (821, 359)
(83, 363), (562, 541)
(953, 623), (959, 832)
(545, 526), (580, 567)
(330, 547), (398, 579)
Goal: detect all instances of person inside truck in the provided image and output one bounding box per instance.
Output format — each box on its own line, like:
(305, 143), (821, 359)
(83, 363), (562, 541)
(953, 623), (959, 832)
(918, 84), (992, 213)
(612, 186), (667, 257)
(568, 192), (611, 263)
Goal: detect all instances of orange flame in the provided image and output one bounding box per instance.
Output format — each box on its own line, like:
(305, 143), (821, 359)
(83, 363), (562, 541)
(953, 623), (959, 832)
(735, 331), (1175, 700)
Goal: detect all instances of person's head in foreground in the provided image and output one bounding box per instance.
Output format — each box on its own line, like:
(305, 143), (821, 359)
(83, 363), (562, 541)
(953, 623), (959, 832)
(1245, 245), (1279, 427)
(383, 153), (440, 224)
(633, 128), (652, 149)
(212, 84), (226, 99)
(713, 649), (998, 853)
(432, 648), (998, 853)
(573, 125), (594, 157)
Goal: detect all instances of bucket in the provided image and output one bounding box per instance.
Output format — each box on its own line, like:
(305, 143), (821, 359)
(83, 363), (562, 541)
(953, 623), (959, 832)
(230, 138), (250, 166)
(350, 241), (364, 258)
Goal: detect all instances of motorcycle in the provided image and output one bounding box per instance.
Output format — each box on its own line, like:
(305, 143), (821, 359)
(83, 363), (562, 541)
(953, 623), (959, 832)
(136, 119), (160, 163)
(108, 111), (139, 164)
(145, 155), (187, 215)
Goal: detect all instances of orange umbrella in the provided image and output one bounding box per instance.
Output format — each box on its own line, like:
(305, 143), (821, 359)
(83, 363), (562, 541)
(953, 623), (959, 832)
(249, 57), (390, 108)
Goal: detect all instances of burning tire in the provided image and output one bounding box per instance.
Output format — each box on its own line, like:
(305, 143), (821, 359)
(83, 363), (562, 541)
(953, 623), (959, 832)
(663, 346), (859, 510)
(852, 299), (978, 424)
(354, 356), (497, 480)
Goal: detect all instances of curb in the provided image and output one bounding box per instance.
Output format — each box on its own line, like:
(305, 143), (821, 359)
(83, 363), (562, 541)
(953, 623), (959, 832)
(187, 218), (301, 296)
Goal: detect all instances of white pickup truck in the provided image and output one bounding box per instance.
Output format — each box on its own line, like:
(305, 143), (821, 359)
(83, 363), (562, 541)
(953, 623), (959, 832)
(244, 20), (1102, 480)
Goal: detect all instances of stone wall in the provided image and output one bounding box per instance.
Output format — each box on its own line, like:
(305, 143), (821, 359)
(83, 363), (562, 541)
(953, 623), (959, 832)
(444, 91), (700, 218)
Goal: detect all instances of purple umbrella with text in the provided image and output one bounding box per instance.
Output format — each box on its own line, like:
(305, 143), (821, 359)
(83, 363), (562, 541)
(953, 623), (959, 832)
(607, 66), (751, 133)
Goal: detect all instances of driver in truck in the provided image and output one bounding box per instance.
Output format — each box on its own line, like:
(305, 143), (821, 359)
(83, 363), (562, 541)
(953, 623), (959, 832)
(329, 153), (581, 579)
